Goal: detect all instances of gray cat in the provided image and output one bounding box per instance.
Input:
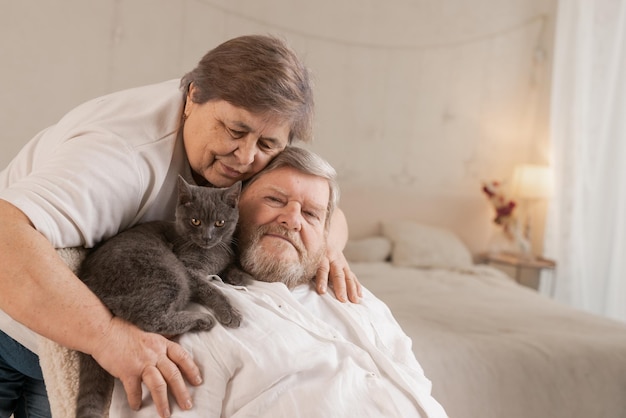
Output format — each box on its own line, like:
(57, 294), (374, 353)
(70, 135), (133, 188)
(75, 176), (244, 418)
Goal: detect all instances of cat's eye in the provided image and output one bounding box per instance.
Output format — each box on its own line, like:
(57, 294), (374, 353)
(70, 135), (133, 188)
(215, 220), (225, 227)
(190, 218), (202, 227)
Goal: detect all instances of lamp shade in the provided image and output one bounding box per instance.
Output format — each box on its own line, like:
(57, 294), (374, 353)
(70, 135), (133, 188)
(512, 164), (553, 199)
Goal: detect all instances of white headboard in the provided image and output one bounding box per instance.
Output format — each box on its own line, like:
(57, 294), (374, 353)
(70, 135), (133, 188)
(339, 185), (495, 255)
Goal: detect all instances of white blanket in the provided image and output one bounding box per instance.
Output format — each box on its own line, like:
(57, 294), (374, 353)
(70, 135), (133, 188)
(352, 261), (626, 418)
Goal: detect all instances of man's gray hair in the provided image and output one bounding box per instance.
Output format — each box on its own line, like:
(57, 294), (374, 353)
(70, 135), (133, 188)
(244, 146), (339, 230)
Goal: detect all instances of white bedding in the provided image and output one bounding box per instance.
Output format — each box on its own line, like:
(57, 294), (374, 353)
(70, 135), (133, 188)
(352, 261), (626, 418)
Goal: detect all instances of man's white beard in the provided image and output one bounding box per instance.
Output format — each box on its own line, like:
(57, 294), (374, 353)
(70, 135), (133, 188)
(238, 224), (325, 288)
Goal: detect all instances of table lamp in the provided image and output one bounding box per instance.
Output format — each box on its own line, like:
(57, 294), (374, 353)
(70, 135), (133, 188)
(511, 164), (553, 255)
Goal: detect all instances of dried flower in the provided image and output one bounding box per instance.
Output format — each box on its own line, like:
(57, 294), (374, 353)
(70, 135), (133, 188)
(482, 181), (517, 231)
(482, 180), (531, 254)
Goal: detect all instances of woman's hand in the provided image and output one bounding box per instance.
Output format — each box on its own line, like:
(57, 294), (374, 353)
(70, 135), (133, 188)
(90, 317), (203, 418)
(315, 247), (362, 303)
(315, 207), (362, 303)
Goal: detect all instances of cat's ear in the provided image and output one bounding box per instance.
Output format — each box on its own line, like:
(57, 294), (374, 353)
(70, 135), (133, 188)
(177, 175), (193, 205)
(224, 181), (242, 208)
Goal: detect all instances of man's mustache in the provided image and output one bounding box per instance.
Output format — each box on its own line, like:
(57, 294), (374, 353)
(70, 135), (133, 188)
(257, 224), (305, 255)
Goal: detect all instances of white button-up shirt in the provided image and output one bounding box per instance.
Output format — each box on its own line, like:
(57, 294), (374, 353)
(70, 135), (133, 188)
(109, 278), (448, 418)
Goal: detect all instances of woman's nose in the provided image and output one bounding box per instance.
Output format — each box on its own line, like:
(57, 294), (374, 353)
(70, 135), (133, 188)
(234, 138), (256, 166)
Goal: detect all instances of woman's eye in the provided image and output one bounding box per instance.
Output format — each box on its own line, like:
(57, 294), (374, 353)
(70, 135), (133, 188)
(215, 220), (225, 227)
(228, 128), (245, 139)
(190, 218), (202, 226)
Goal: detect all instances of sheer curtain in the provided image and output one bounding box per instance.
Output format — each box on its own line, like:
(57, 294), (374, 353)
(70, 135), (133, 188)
(546, 0), (626, 321)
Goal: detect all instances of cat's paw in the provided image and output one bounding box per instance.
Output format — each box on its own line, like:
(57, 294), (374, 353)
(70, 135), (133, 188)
(222, 265), (253, 286)
(215, 307), (242, 328)
(192, 315), (216, 332)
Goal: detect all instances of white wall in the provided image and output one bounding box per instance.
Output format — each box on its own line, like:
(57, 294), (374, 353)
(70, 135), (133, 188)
(0, 0), (556, 245)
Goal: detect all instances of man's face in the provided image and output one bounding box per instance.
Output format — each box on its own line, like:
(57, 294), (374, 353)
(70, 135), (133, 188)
(183, 86), (290, 187)
(236, 166), (329, 288)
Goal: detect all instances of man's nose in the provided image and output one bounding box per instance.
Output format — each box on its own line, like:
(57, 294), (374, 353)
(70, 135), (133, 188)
(278, 202), (302, 231)
(234, 138), (256, 166)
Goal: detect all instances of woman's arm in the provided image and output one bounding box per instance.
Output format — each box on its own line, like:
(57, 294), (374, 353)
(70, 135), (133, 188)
(315, 207), (362, 303)
(0, 199), (201, 418)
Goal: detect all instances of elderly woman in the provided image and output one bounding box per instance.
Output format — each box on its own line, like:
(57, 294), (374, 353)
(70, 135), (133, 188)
(0, 35), (360, 418)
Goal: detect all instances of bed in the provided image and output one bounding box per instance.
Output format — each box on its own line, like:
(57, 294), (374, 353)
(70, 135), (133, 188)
(339, 185), (626, 418)
(40, 187), (626, 418)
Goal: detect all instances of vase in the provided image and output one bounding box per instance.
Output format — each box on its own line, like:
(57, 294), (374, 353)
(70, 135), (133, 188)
(488, 221), (531, 256)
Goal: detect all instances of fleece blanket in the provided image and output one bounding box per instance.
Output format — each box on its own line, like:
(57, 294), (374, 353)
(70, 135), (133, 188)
(38, 247), (103, 418)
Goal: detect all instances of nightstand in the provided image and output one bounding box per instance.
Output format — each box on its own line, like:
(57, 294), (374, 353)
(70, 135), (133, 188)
(476, 252), (557, 295)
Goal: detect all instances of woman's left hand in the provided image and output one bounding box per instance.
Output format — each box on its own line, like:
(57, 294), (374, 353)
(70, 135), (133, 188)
(315, 248), (362, 303)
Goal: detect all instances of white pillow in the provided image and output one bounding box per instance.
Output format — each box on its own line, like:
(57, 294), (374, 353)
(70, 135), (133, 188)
(343, 236), (392, 263)
(382, 221), (473, 269)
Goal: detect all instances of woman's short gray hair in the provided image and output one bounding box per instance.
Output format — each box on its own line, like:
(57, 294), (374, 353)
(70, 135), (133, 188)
(244, 147), (339, 231)
(180, 34), (314, 144)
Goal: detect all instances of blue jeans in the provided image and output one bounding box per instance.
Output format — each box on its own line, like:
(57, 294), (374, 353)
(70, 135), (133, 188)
(0, 330), (51, 418)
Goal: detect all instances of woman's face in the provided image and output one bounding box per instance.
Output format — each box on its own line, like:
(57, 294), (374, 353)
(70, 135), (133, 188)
(182, 88), (291, 187)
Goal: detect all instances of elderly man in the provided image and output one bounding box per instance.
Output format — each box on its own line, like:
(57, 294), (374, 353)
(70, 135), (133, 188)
(109, 146), (448, 418)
